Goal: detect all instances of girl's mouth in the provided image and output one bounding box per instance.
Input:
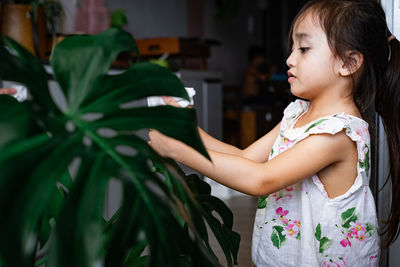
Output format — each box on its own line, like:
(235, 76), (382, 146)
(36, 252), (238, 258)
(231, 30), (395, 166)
(287, 71), (296, 82)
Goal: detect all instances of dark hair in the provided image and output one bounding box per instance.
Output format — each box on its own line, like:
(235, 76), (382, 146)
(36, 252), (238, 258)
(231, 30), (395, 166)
(289, 0), (400, 248)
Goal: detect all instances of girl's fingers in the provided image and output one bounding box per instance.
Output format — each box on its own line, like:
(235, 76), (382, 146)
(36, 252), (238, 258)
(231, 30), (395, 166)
(0, 88), (17, 95)
(162, 96), (181, 107)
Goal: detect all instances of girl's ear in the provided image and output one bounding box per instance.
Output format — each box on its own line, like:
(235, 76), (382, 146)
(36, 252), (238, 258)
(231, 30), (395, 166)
(339, 51), (364, 76)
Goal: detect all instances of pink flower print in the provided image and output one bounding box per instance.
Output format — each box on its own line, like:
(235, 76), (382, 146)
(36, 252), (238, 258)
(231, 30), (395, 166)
(340, 233), (352, 247)
(285, 187), (294, 191)
(294, 220), (301, 228)
(275, 207), (289, 223)
(340, 239), (351, 247)
(349, 222), (366, 236)
(356, 233), (366, 241)
(285, 223), (298, 236)
(272, 191), (292, 204)
(275, 207), (288, 216)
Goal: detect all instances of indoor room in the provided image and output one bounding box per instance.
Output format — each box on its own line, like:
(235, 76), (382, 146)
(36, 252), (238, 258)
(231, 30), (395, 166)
(0, 0), (399, 266)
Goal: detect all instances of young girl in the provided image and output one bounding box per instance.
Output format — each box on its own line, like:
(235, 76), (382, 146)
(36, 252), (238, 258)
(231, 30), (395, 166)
(148, 0), (400, 265)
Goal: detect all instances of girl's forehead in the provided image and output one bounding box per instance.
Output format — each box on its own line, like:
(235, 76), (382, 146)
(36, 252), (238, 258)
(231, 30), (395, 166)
(292, 12), (324, 41)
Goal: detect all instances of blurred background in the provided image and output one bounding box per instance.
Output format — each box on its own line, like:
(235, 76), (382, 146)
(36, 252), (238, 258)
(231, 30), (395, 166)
(1, 0), (399, 266)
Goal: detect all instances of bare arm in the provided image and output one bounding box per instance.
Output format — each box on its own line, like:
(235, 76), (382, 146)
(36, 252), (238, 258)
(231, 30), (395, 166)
(162, 96), (281, 162)
(197, 127), (243, 156)
(148, 129), (351, 196)
(198, 121), (281, 162)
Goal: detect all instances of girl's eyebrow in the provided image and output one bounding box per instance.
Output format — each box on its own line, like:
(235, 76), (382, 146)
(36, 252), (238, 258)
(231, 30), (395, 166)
(294, 32), (311, 40)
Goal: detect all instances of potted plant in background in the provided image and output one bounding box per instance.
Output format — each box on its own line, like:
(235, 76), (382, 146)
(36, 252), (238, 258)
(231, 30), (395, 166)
(0, 0), (63, 58)
(0, 27), (240, 266)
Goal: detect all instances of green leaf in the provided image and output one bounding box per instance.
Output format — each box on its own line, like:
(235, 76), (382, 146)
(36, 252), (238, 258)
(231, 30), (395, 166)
(296, 232), (301, 240)
(359, 145), (370, 175)
(315, 224), (332, 253)
(0, 35), (57, 115)
(341, 207), (358, 228)
(0, 28), (236, 267)
(0, 96), (33, 150)
(366, 223), (377, 236)
(48, 154), (110, 266)
(122, 241), (148, 267)
(315, 224), (321, 241)
(271, 226), (286, 249)
(0, 132), (78, 266)
(319, 237), (333, 253)
(257, 196), (267, 209)
(304, 119), (329, 133)
(94, 106), (209, 160)
(51, 28), (138, 112)
(156, 162), (240, 266)
(38, 211), (52, 247)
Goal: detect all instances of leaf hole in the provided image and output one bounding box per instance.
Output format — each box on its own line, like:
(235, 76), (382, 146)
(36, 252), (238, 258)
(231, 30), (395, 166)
(97, 128), (118, 138)
(83, 136), (92, 147)
(49, 82), (68, 112)
(68, 157), (82, 180)
(115, 145), (137, 157)
(81, 112), (104, 122)
(65, 120), (75, 133)
(120, 99), (147, 109)
(211, 210), (224, 226)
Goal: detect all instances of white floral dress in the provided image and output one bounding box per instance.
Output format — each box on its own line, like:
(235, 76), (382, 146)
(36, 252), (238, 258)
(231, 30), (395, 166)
(251, 100), (380, 267)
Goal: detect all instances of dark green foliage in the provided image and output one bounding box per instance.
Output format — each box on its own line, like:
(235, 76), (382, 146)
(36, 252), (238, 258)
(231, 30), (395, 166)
(0, 28), (239, 266)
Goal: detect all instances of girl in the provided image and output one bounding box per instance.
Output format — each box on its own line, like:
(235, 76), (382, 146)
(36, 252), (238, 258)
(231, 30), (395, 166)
(149, 0), (400, 265)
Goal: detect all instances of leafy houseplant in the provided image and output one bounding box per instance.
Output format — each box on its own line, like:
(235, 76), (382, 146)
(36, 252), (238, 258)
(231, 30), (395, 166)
(0, 28), (240, 266)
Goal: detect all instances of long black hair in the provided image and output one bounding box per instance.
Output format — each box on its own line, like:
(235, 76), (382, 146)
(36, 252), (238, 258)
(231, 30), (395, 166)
(289, 0), (400, 248)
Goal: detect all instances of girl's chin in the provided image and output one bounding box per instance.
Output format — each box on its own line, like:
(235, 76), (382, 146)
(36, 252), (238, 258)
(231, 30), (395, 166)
(290, 87), (307, 99)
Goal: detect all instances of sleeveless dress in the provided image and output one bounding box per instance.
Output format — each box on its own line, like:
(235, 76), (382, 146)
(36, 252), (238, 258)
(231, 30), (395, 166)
(251, 100), (380, 267)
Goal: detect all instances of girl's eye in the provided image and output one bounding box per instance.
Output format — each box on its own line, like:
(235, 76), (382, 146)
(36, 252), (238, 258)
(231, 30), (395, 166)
(299, 47), (309, 53)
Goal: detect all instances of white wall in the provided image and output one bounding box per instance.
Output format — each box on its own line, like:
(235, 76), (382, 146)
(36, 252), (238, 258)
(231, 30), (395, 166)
(59, 0), (187, 38)
(103, 0), (187, 39)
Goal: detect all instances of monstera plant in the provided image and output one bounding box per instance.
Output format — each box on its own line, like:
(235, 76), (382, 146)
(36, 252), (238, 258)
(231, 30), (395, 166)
(0, 28), (240, 266)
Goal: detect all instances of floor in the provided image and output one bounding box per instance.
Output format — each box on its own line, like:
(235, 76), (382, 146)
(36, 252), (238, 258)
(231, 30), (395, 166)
(209, 195), (257, 267)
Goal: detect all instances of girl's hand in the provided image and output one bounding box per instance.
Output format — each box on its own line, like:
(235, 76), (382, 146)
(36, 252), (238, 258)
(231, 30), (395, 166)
(161, 96), (181, 108)
(0, 88), (17, 95)
(148, 129), (181, 158)
(161, 96), (181, 107)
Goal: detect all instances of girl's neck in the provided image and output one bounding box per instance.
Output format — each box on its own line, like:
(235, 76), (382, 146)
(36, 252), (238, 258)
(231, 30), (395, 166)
(305, 92), (361, 120)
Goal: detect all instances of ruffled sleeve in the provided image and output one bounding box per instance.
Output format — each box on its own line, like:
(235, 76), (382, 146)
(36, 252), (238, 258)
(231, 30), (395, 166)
(297, 114), (370, 201)
(283, 99), (309, 120)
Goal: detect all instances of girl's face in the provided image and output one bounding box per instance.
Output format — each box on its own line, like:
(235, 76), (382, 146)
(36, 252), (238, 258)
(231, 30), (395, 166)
(286, 12), (343, 100)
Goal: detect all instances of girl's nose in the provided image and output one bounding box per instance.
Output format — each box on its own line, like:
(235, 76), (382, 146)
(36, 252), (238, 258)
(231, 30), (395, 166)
(286, 52), (295, 68)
